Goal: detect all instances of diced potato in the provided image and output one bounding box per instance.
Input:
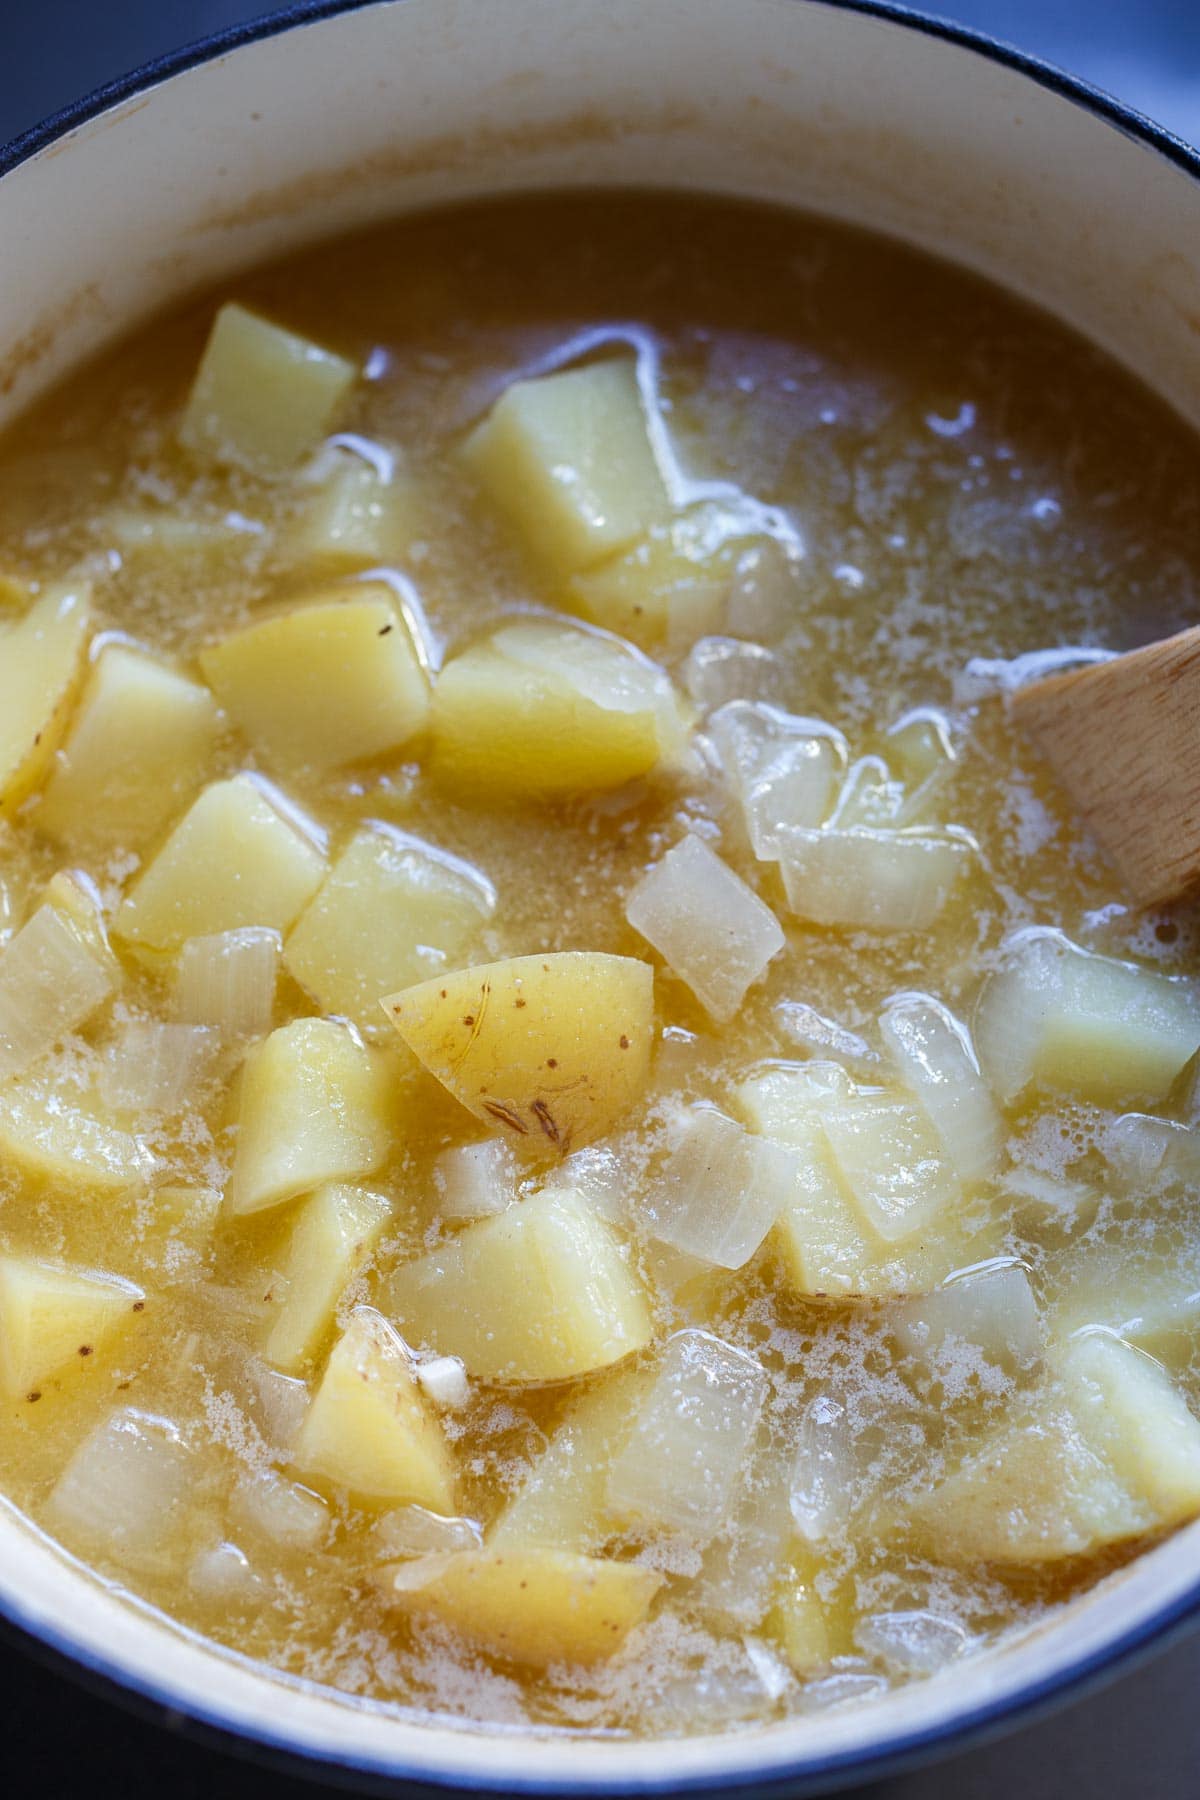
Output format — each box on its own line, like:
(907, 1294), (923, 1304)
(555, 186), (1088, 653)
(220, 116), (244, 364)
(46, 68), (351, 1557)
(461, 359), (669, 575)
(262, 1183), (391, 1373)
(225, 1018), (396, 1217)
(903, 1333), (1200, 1563)
(769, 1582), (834, 1677)
(606, 1331), (768, 1542)
(625, 834), (784, 1023)
(0, 873), (117, 1082)
(430, 618), (686, 800)
(880, 993), (1003, 1183)
(37, 644), (221, 850)
(819, 1094), (958, 1246)
(892, 1262), (1043, 1372)
(115, 776), (325, 953)
(0, 1065), (155, 1192)
(179, 302), (356, 474)
(432, 1138), (517, 1221)
(98, 1020), (218, 1116)
(757, 1109), (883, 1300)
(384, 952), (654, 1154)
(293, 448), (418, 568)
(569, 505), (755, 649)
(388, 1189), (652, 1383)
(710, 701), (845, 859)
(176, 927), (280, 1038)
(975, 930), (1200, 1106)
(0, 1256), (144, 1397)
(489, 1364), (651, 1553)
(779, 827), (968, 931)
(101, 507), (266, 559)
(293, 1308), (456, 1511)
(199, 584), (429, 776)
(0, 583), (92, 815)
(44, 1408), (193, 1571)
(387, 1546), (662, 1667)
(285, 826), (494, 1029)
(647, 1106), (796, 1269)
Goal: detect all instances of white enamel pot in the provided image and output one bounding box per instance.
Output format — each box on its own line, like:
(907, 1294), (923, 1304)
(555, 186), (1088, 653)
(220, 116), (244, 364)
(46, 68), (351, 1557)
(3, 1), (1200, 1791)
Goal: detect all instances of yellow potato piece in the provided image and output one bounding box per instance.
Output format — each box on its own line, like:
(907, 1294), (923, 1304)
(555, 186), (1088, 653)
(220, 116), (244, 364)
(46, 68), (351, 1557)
(569, 505), (755, 649)
(385, 951), (653, 1153)
(37, 644), (221, 851)
(293, 1308), (456, 1511)
(199, 584), (429, 776)
(0, 1256), (144, 1398)
(179, 302), (356, 474)
(0, 582), (92, 816)
(388, 1190), (653, 1384)
(114, 776), (326, 953)
(385, 1547), (662, 1667)
(226, 1019), (397, 1218)
(0, 1069), (155, 1194)
(262, 1183), (391, 1373)
(284, 826), (494, 1030)
(430, 619), (686, 800)
(461, 359), (669, 575)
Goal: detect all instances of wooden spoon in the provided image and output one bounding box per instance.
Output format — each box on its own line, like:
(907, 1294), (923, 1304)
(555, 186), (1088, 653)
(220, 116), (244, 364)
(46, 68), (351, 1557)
(1012, 625), (1200, 908)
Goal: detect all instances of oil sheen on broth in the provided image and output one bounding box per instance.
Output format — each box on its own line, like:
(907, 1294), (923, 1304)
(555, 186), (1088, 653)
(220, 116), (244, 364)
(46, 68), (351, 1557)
(1, 194), (1200, 1735)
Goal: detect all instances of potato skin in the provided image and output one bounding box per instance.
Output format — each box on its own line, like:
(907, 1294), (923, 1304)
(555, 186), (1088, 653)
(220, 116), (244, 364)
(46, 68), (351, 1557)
(383, 951), (654, 1154)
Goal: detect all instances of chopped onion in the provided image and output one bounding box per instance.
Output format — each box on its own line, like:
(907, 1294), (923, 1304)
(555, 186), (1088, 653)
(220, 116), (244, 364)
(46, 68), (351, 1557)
(646, 1105), (796, 1269)
(373, 1505), (482, 1560)
(416, 1354), (470, 1409)
(774, 1000), (879, 1076)
(856, 1609), (968, 1676)
(682, 636), (784, 710)
(540, 1144), (627, 1222)
(241, 1358), (310, 1451)
(432, 1138), (516, 1220)
(187, 1540), (265, 1606)
(606, 1329), (768, 1543)
(884, 708), (956, 787)
(724, 538), (806, 643)
(893, 1261), (1042, 1371)
(176, 926), (280, 1038)
(778, 827), (968, 932)
(0, 894), (115, 1081)
(625, 834), (784, 1023)
(789, 1394), (855, 1543)
(98, 1020), (219, 1115)
(693, 1441), (795, 1626)
(1099, 1113), (1200, 1183)
(230, 1469), (329, 1551)
(880, 993), (1003, 1182)
(45, 1408), (193, 1570)
(827, 756), (905, 828)
(819, 1094), (958, 1244)
(709, 701), (845, 859)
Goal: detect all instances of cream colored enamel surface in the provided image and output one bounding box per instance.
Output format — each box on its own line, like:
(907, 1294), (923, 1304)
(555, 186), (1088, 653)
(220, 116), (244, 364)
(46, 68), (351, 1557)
(2, 0), (1200, 1786)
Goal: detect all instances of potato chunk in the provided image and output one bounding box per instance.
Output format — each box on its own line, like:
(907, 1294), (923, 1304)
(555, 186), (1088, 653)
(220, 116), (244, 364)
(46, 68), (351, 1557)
(226, 1019), (396, 1217)
(0, 582), (91, 816)
(38, 644), (221, 851)
(461, 359), (669, 575)
(293, 448), (418, 568)
(293, 1308), (456, 1511)
(430, 618), (685, 800)
(115, 776), (325, 952)
(385, 1547), (662, 1667)
(0, 1064), (155, 1193)
(569, 505), (755, 649)
(0, 1256), (143, 1397)
(180, 302), (356, 474)
(384, 952), (653, 1153)
(199, 584), (429, 776)
(285, 826), (494, 1029)
(0, 873), (117, 1082)
(262, 1183), (391, 1373)
(387, 1190), (652, 1383)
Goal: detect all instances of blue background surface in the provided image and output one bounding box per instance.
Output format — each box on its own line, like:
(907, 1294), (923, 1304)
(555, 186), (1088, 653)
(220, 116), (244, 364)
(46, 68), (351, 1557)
(2, 3), (1199, 1795)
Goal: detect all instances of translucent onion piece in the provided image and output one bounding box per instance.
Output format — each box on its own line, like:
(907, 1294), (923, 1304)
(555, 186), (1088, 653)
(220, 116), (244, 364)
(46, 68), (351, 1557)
(98, 1020), (219, 1115)
(44, 1409), (193, 1570)
(187, 1541), (265, 1606)
(606, 1329), (768, 1543)
(647, 1106), (796, 1269)
(693, 1440), (796, 1627)
(778, 827), (968, 932)
(826, 756), (905, 829)
(819, 1095), (958, 1244)
(975, 929), (1200, 1106)
(373, 1504), (482, 1560)
(0, 895), (115, 1081)
(774, 1000), (878, 1076)
(241, 1358), (310, 1451)
(710, 700), (845, 859)
(432, 1138), (516, 1220)
(1099, 1113), (1200, 1183)
(176, 926), (280, 1038)
(789, 1395), (855, 1543)
(230, 1469), (329, 1551)
(625, 834), (784, 1022)
(724, 538), (807, 643)
(880, 992), (1003, 1182)
(856, 1609), (968, 1676)
(893, 1261), (1043, 1372)
(539, 1144), (627, 1222)
(415, 1354), (470, 1409)
(682, 637), (784, 711)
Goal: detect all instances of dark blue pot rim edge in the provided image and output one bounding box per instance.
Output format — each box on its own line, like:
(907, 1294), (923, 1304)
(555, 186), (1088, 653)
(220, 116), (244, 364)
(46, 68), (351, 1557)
(2, 0), (1200, 1792)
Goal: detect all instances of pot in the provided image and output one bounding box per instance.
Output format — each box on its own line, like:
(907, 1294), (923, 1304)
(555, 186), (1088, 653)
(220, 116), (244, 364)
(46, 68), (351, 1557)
(2, 1), (1200, 1791)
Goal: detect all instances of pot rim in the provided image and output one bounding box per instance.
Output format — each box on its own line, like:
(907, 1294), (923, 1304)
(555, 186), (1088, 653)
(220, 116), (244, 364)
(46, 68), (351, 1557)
(2, 1), (1200, 1793)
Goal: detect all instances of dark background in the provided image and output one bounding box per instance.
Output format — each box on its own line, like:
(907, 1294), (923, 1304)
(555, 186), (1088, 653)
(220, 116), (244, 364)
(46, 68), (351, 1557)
(2, 1), (1200, 1795)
